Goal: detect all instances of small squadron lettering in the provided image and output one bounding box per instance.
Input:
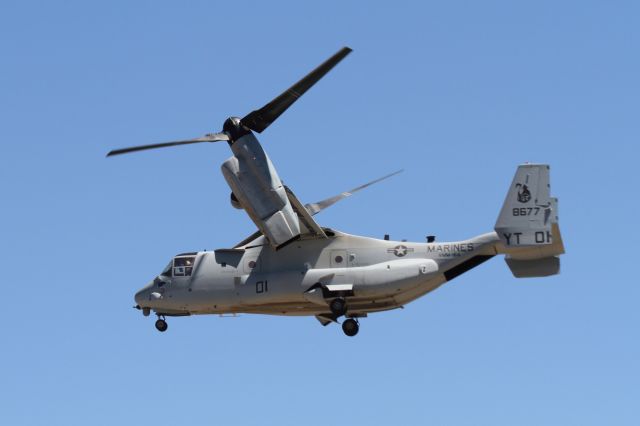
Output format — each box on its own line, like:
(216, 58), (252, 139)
(512, 207), (541, 216)
(502, 231), (552, 245)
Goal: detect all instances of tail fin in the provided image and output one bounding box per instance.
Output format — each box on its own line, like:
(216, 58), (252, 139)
(495, 164), (565, 277)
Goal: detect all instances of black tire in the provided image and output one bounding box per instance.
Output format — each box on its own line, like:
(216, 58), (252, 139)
(155, 319), (168, 332)
(342, 318), (359, 337)
(330, 298), (347, 316)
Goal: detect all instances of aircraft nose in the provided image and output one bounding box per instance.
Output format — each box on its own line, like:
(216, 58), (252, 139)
(134, 282), (154, 306)
(134, 289), (145, 306)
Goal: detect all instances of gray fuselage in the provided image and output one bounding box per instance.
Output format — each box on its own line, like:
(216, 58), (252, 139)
(134, 230), (500, 318)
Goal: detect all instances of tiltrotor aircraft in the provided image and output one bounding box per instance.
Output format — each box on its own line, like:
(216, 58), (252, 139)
(109, 47), (565, 336)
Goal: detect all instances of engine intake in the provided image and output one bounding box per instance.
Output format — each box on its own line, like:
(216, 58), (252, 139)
(230, 192), (243, 210)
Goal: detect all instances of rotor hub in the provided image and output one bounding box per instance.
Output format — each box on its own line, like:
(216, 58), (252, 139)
(223, 116), (250, 142)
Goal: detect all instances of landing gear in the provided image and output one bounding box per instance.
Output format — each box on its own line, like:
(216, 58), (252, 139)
(155, 318), (168, 332)
(330, 298), (347, 316)
(342, 318), (359, 337)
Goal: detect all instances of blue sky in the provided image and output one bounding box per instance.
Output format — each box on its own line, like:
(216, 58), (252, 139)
(1, 1), (639, 424)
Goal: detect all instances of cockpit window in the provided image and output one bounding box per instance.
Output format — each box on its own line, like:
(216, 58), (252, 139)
(160, 261), (172, 277)
(173, 256), (196, 277)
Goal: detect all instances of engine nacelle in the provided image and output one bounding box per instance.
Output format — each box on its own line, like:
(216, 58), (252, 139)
(230, 192), (243, 210)
(221, 132), (301, 248)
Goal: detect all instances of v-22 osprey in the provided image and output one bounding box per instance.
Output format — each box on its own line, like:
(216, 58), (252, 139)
(108, 47), (565, 336)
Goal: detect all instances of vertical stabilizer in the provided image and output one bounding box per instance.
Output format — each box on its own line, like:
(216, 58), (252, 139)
(495, 164), (564, 277)
(495, 164), (556, 247)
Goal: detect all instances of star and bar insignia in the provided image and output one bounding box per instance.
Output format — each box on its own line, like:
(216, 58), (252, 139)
(387, 245), (415, 257)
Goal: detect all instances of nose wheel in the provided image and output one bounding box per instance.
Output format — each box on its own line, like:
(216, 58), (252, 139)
(341, 318), (359, 337)
(155, 318), (168, 332)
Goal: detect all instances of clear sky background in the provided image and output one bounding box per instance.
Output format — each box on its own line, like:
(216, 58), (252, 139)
(1, 1), (638, 425)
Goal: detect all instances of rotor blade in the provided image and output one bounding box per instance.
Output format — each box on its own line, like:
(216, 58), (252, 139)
(241, 46), (352, 133)
(106, 133), (229, 157)
(305, 169), (404, 216)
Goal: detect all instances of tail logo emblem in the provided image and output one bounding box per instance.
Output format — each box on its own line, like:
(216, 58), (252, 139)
(516, 183), (531, 203)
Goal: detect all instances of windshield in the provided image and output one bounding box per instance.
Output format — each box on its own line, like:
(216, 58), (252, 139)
(160, 261), (172, 277)
(173, 256), (196, 277)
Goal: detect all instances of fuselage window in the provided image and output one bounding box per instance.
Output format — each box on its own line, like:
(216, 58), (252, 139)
(174, 256), (196, 277)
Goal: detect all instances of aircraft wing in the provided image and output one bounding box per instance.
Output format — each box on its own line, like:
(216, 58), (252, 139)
(233, 229), (264, 249)
(284, 186), (327, 238)
(233, 170), (402, 248)
(233, 187), (327, 249)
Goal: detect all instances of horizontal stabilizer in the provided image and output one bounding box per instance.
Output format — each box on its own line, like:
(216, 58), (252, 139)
(505, 256), (560, 278)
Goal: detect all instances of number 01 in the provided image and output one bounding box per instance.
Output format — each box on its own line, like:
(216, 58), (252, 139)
(256, 281), (268, 293)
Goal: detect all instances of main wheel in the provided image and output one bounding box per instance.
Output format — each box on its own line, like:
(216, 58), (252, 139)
(155, 319), (168, 332)
(330, 298), (347, 316)
(342, 318), (359, 337)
